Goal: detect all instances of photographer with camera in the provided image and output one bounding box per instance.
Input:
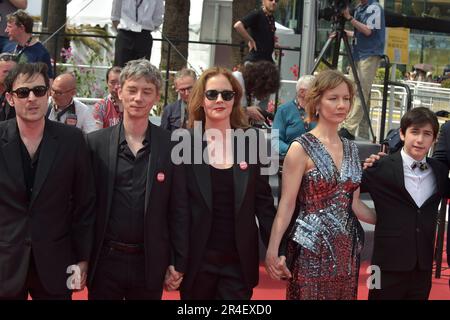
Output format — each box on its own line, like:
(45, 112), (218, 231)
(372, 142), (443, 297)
(338, 0), (385, 141)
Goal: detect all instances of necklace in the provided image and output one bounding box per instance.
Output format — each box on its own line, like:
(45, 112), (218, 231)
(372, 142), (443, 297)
(262, 7), (276, 34)
(13, 36), (33, 57)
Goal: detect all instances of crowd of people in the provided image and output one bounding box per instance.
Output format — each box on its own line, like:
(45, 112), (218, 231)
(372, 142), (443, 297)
(0, 0), (448, 301)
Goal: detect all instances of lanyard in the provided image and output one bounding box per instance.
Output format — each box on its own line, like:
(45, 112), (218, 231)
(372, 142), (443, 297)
(135, 0), (144, 22)
(13, 36), (33, 58)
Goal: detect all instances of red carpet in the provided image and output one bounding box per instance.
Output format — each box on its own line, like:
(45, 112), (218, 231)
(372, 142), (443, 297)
(71, 251), (449, 300)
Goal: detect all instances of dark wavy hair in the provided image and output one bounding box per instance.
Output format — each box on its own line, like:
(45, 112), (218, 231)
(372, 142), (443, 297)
(242, 61), (280, 101)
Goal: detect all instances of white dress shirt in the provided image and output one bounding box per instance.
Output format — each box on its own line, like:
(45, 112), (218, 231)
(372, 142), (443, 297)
(401, 149), (436, 207)
(111, 0), (164, 32)
(48, 99), (98, 134)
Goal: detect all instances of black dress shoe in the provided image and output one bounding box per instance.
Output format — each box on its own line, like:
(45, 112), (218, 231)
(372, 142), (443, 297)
(338, 128), (355, 140)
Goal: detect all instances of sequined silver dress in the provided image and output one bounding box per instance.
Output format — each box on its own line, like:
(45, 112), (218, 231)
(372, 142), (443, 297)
(286, 133), (364, 300)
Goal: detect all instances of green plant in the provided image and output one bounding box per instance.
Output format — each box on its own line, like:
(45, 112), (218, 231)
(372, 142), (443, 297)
(441, 79), (450, 88)
(374, 67), (403, 84)
(58, 46), (108, 98)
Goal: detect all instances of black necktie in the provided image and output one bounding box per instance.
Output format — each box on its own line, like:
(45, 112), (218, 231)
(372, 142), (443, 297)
(411, 161), (428, 171)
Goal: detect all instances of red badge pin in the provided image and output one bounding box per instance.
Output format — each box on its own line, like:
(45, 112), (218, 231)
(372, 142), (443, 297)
(239, 161), (248, 171)
(157, 172), (165, 182)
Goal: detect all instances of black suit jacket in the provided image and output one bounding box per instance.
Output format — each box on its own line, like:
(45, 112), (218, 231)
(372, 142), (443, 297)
(361, 151), (449, 271)
(160, 100), (184, 132)
(179, 128), (276, 292)
(433, 120), (450, 266)
(0, 118), (95, 296)
(86, 122), (189, 290)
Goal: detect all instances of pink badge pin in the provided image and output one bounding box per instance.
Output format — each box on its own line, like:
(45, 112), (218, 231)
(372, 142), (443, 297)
(239, 161), (248, 171)
(157, 172), (165, 182)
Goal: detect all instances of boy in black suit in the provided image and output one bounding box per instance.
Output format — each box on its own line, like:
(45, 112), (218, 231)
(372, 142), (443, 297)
(361, 107), (449, 300)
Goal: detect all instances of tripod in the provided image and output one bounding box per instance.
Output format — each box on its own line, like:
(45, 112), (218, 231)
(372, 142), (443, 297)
(311, 18), (376, 143)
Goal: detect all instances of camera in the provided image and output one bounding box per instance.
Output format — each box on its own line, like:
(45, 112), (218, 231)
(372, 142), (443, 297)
(318, 0), (350, 21)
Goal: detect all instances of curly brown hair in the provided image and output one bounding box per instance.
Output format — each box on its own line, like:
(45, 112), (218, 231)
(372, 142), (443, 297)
(188, 67), (249, 129)
(242, 61), (280, 102)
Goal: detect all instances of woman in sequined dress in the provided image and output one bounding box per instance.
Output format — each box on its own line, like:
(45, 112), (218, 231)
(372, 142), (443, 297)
(265, 70), (376, 300)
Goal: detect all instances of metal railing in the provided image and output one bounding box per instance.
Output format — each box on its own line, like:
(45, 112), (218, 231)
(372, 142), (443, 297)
(34, 31), (302, 108)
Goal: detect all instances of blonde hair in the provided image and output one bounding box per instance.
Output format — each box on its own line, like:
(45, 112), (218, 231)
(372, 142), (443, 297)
(187, 67), (249, 129)
(305, 69), (355, 123)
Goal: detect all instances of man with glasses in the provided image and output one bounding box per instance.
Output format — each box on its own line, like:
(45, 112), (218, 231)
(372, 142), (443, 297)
(93, 66), (123, 129)
(160, 68), (196, 131)
(47, 73), (97, 134)
(3, 10), (53, 79)
(0, 53), (17, 121)
(0, 62), (95, 300)
(0, 0), (27, 52)
(234, 0), (279, 63)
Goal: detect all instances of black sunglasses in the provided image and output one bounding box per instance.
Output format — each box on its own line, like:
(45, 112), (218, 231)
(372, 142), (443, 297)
(204, 90), (235, 101)
(11, 86), (48, 99)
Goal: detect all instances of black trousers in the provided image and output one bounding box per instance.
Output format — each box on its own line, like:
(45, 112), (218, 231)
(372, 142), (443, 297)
(180, 250), (253, 300)
(88, 246), (162, 300)
(114, 29), (153, 67)
(1, 254), (71, 300)
(368, 266), (432, 300)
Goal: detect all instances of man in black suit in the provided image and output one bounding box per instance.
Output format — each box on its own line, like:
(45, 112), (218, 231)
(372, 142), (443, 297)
(362, 107), (449, 299)
(432, 120), (450, 288)
(0, 62), (95, 300)
(87, 59), (189, 300)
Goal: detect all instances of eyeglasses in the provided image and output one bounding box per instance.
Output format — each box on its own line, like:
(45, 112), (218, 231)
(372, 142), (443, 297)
(177, 86), (193, 93)
(51, 87), (75, 96)
(204, 90), (235, 101)
(10, 86), (48, 99)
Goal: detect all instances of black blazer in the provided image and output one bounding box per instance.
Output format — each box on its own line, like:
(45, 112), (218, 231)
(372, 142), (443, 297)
(180, 127), (276, 292)
(433, 121), (450, 265)
(361, 151), (449, 272)
(86, 122), (189, 290)
(160, 99), (184, 132)
(0, 118), (95, 296)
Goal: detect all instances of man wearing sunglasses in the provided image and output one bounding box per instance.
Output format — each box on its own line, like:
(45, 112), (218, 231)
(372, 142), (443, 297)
(160, 68), (196, 131)
(234, 0), (279, 63)
(0, 53), (17, 121)
(0, 62), (95, 299)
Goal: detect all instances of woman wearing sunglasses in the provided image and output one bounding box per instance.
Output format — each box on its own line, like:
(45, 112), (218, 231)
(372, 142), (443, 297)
(176, 67), (276, 300)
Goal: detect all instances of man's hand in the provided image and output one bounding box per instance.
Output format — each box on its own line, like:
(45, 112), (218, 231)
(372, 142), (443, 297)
(74, 261), (88, 291)
(248, 39), (257, 52)
(164, 265), (184, 291)
(246, 106), (265, 122)
(342, 7), (352, 20)
(363, 151), (387, 170)
(265, 252), (292, 281)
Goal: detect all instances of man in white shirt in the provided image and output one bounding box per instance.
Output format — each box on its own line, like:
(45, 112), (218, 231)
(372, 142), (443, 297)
(47, 73), (97, 134)
(111, 0), (164, 67)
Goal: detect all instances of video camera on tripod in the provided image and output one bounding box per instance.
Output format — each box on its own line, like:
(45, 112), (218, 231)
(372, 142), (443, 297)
(318, 0), (350, 22)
